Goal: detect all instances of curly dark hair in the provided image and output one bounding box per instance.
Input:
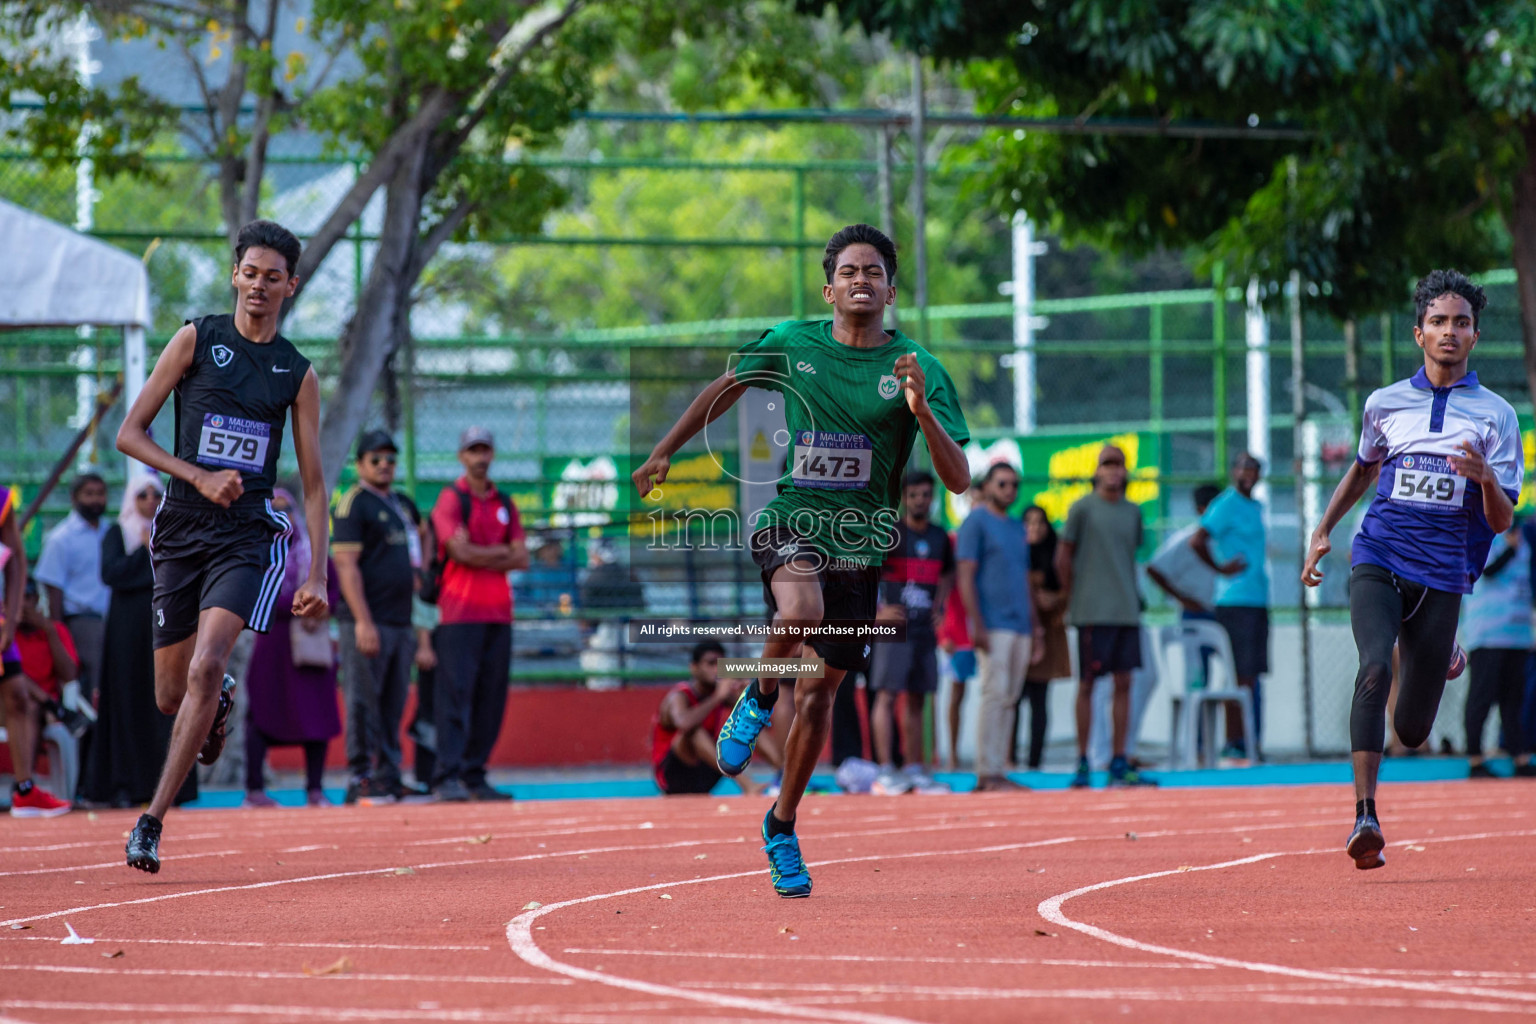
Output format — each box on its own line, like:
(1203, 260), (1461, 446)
(234, 220), (302, 277)
(822, 223), (897, 283)
(1413, 269), (1486, 330)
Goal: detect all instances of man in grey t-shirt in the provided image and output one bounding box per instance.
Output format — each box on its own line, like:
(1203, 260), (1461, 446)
(1056, 445), (1154, 789)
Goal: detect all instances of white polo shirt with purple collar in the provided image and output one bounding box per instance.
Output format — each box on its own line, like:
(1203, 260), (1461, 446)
(1351, 367), (1523, 594)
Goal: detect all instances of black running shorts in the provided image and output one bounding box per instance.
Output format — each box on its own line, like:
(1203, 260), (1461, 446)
(1076, 624), (1143, 678)
(749, 526), (880, 673)
(151, 497), (292, 649)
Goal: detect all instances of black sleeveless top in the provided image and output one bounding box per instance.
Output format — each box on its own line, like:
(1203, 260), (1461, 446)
(168, 314), (311, 509)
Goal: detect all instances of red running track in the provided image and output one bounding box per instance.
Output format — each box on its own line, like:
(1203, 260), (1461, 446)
(1, 780), (1533, 1023)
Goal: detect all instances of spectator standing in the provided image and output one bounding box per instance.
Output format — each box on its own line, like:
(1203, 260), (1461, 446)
(1013, 505), (1070, 771)
(1461, 522), (1534, 777)
(868, 471), (954, 795)
(430, 427), (529, 802)
(333, 430), (430, 803)
(1147, 484), (1222, 691)
(1190, 452), (1271, 760)
(936, 491), (980, 771)
(1058, 445), (1154, 789)
(243, 489), (341, 807)
(653, 642), (782, 795)
(956, 463), (1039, 792)
(34, 473), (111, 706)
(82, 474), (197, 808)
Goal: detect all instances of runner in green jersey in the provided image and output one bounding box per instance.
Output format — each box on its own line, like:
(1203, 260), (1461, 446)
(633, 224), (971, 897)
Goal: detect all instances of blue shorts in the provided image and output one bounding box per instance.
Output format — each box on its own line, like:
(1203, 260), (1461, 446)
(948, 649), (977, 682)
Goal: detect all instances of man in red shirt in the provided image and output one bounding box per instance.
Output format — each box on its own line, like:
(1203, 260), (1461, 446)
(430, 427), (529, 802)
(653, 642), (781, 796)
(6, 577), (79, 816)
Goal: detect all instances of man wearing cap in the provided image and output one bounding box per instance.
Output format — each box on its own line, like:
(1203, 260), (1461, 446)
(333, 430), (429, 803)
(428, 427), (529, 802)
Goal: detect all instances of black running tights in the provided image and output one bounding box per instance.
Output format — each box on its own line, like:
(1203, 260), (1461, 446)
(1349, 563), (1462, 753)
(1464, 647), (1527, 757)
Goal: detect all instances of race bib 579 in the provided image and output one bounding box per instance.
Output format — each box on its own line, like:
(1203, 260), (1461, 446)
(198, 413), (271, 472)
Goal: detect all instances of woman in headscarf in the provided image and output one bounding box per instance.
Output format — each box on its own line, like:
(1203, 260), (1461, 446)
(243, 488), (341, 807)
(81, 473), (197, 807)
(1009, 505), (1072, 771)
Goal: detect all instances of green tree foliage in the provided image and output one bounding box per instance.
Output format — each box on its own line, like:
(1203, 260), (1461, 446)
(807, 0), (1536, 400)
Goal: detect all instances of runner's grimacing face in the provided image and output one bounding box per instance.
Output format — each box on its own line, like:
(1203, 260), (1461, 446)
(231, 247), (298, 318)
(824, 243), (895, 317)
(1415, 294), (1478, 367)
(460, 443), (493, 478)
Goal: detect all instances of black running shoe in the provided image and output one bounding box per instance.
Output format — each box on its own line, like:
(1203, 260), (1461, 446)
(1469, 762), (1498, 779)
(1346, 812), (1385, 870)
(197, 675), (237, 766)
(469, 782), (513, 802)
(125, 813), (162, 874)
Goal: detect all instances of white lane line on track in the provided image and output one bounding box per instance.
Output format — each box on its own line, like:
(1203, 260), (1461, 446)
(0, 832), (230, 855)
(0, 849), (242, 877)
(0, 1000), (603, 1022)
(0, 964), (566, 985)
(559, 948), (1215, 971)
(0, 934), (493, 952)
(1036, 827), (1536, 1008)
(506, 836), (1087, 1024)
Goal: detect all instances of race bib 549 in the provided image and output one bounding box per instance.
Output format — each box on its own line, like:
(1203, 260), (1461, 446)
(1388, 454), (1466, 508)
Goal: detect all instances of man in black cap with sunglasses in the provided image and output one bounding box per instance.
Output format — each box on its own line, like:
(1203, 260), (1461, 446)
(333, 429), (429, 803)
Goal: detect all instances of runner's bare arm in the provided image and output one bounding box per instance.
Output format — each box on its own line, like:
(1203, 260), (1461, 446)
(1301, 460), (1380, 587)
(893, 353), (968, 493)
(631, 372), (749, 497)
(290, 368), (330, 618)
(116, 324), (243, 507)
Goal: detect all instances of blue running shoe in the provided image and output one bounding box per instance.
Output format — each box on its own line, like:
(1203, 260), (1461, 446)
(761, 811), (812, 898)
(716, 684), (773, 776)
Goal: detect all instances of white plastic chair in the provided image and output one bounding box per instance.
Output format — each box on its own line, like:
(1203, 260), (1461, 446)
(1156, 620), (1258, 769)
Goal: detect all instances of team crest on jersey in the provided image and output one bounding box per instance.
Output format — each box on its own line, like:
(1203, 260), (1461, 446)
(211, 344), (234, 368)
(877, 374), (900, 400)
(1402, 455), (1415, 468)
(210, 415), (225, 429)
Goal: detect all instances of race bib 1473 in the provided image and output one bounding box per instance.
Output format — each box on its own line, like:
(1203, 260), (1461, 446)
(1388, 454), (1467, 508)
(791, 430), (872, 490)
(198, 413), (271, 472)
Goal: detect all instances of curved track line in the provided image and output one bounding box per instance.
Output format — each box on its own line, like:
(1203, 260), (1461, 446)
(506, 837), (1084, 1024)
(1037, 827), (1536, 1007)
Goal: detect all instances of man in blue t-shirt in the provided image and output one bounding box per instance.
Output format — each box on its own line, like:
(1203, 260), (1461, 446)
(956, 463), (1039, 791)
(1190, 452), (1269, 761)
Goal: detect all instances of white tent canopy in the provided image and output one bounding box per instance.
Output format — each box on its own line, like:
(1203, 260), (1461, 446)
(0, 198), (150, 471)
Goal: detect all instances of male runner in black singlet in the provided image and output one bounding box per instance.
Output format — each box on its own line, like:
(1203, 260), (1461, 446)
(117, 221), (329, 872)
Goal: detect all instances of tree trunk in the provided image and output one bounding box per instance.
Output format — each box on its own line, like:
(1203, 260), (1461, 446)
(315, 146), (427, 485)
(1514, 120), (1536, 407)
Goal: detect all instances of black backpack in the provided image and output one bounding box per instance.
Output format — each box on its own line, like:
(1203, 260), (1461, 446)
(417, 486), (514, 605)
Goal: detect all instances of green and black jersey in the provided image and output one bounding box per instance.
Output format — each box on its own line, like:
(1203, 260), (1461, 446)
(731, 319), (969, 567)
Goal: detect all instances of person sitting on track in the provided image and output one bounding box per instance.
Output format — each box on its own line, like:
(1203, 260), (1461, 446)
(632, 223), (971, 897)
(653, 642), (782, 797)
(1303, 269), (1522, 870)
(116, 220), (330, 873)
